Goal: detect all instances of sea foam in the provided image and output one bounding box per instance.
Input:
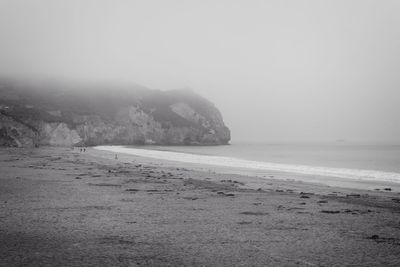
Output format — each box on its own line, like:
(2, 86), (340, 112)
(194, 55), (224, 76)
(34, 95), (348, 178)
(95, 146), (400, 183)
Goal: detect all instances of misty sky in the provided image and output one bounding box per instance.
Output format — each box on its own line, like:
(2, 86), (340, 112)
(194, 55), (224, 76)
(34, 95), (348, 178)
(0, 0), (399, 142)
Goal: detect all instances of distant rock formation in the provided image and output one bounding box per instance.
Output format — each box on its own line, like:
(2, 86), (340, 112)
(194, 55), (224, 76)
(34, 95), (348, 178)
(0, 80), (230, 147)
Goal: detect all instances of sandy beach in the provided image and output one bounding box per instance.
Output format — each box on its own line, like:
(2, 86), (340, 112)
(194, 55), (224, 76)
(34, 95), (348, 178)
(1, 146), (400, 266)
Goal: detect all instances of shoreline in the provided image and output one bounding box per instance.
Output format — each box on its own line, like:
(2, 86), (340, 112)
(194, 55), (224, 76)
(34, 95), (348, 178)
(1, 146), (400, 266)
(92, 145), (400, 193)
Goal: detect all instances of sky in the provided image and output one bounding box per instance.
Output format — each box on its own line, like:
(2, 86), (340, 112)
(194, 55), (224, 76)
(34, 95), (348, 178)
(0, 0), (399, 142)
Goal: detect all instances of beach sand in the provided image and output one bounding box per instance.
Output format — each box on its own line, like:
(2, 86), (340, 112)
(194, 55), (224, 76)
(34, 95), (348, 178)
(1, 146), (400, 266)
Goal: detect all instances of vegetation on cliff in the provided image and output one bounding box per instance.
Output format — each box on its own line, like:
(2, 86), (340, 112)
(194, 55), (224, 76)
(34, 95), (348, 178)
(0, 80), (230, 147)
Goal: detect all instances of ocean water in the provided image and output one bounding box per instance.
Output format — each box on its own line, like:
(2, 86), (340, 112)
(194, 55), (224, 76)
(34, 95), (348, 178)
(95, 142), (400, 186)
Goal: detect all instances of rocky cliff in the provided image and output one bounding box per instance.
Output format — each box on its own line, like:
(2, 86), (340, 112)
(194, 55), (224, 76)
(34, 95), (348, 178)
(0, 80), (230, 147)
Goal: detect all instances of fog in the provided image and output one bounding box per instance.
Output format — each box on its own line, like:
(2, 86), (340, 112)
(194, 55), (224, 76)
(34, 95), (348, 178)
(1, 0), (399, 143)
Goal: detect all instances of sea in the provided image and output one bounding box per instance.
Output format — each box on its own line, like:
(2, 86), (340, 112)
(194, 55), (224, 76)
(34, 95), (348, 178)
(94, 142), (400, 190)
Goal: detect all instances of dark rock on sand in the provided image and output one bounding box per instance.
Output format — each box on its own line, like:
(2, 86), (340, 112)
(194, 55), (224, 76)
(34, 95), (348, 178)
(125, 189), (140, 192)
(237, 221), (253, 225)
(299, 192), (314, 198)
(216, 191), (235, 197)
(321, 210), (341, 214)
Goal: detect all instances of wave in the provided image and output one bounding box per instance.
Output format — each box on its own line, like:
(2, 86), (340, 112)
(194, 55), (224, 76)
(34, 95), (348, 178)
(94, 146), (400, 183)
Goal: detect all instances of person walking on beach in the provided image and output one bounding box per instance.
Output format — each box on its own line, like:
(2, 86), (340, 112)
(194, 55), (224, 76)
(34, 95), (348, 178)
(115, 154), (118, 160)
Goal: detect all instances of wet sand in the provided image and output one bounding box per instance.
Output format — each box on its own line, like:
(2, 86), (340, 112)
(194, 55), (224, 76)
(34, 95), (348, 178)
(1, 146), (400, 266)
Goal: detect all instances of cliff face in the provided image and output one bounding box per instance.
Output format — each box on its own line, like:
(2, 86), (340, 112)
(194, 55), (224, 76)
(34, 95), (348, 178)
(0, 81), (230, 147)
